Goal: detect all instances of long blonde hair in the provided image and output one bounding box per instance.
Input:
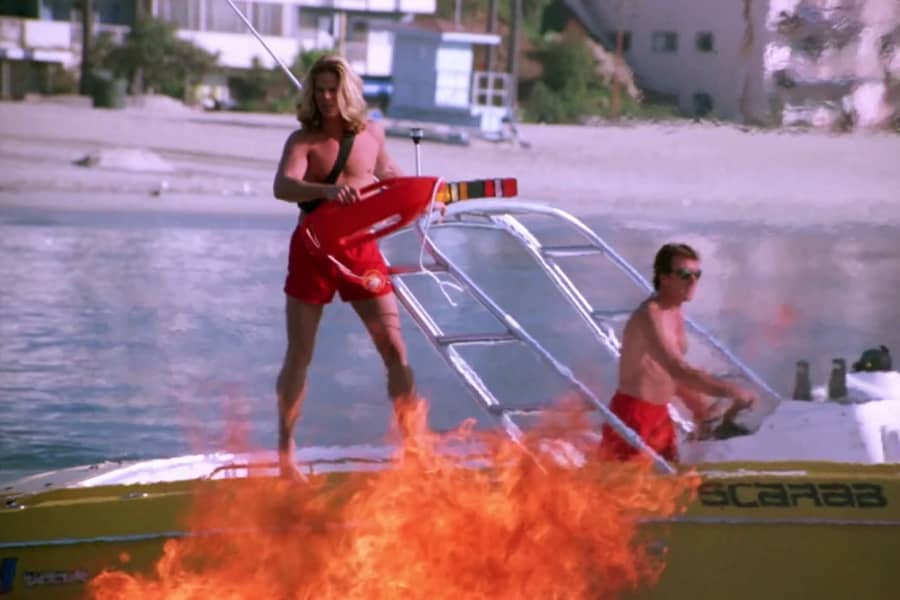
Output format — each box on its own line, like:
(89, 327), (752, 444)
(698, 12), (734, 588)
(296, 54), (367, 133)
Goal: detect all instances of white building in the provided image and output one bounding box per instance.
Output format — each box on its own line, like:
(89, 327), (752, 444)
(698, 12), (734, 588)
(152, 0), (435, 77)
(384, 19), (506, 132)
(0, 1), (132, 99)
(565, 0), (900, 127)
(0, 0), (436, 99)
(767, 0), (900, 129)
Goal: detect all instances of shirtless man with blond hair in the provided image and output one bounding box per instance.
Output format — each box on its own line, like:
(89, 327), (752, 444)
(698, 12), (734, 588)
(272, 54), (414, 479)
(599, 243), (757, 462)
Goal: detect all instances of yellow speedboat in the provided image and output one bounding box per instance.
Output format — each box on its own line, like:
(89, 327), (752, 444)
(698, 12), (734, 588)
(4, 201), (898, 598)
(2, 452), (898, 599)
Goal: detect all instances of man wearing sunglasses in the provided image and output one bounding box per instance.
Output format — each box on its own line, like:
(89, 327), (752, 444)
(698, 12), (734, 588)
(599, 243), (757, 462)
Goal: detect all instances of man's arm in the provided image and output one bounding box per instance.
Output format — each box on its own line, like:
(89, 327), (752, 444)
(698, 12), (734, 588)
(676, 385), (721, 433)
(644, 302), (748, 400)
(370, 121), (403, 180)
(676, 385), (709, 418)
(272, 130), (335, 203)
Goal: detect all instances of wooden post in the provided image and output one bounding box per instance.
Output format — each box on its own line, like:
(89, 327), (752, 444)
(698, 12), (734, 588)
(79, 0), (94, 95)
(133, 0), (146, 96)
(611, 0), (625, 119)
(486, 0), (498, 71)
(336, 11), (346, 57)
(507, 0), (521, 114)
(1, 60), (11, 100)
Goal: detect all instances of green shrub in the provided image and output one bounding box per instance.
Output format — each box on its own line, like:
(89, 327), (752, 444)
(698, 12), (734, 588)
(95, 16), (218, 99)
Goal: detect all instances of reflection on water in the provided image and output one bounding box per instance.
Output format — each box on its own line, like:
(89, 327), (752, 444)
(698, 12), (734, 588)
(1, 205), (898, 481)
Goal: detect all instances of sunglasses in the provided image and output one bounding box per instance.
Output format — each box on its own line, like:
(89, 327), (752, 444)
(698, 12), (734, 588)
(673, 268), (702, 282)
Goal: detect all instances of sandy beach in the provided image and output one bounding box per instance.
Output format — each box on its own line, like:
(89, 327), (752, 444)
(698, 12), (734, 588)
(1, 95), (899, 227)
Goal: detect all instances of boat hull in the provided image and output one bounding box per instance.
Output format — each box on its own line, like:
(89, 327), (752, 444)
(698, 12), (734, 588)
(2, 462), (898, 599)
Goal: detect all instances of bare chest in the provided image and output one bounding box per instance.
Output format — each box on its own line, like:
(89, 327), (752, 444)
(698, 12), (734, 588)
(665, 311), (688, 356)
(632, 306), (686, 356)
(306, 132), (378, 183)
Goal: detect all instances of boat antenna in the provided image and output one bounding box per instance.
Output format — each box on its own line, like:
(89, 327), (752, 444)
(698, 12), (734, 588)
(222, 0), (303, 91)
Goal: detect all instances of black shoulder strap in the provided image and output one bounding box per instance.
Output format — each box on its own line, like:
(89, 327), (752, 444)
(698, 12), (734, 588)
(299, 132), (356, 212)
(325, 132), (355, 184)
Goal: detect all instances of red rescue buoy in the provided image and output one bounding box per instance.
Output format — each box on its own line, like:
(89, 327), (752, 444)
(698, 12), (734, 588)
(300, 176), (443, 260)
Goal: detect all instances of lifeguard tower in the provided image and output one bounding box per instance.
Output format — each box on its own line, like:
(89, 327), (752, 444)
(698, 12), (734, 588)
(380, 19), (513, 142)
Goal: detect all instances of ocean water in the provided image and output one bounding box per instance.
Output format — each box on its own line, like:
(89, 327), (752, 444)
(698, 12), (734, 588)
(1, 200), (898, 482)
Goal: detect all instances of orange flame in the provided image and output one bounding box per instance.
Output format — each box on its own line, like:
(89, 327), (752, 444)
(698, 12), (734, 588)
(89, 400), (698, 600)
(764, 303), (798, 346)
(740, 302), (799, 362)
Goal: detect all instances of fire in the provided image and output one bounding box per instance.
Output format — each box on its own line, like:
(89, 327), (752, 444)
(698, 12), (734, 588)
(740, 302), (799, 362)
(764, 303), (798, 346)
(89, 399), (698, 600)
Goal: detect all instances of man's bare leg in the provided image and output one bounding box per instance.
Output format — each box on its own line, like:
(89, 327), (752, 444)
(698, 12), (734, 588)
(351, 293), (419, 435)
(276, 296), (324, 479)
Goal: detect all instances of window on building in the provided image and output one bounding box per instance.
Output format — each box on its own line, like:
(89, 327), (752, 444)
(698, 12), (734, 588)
(252, 2), (282, 36)
(349, 20), (368, 42)
(692, 92), (713, 117)
(696, 32), (714, 52)
(44, 0), (75, 21)
(434, 46), (471, 109)
(157, 0), (201, 31)
(94, 0), (129, 25)
(345, 20), (368, 65)
(206, 0), (248, 33)
(106, 2), (121, 24)
(472, 72), (511, 108)
(608, 31), (631, 53)
(652, 31), (678, 53)
(297, 9), (333, 35)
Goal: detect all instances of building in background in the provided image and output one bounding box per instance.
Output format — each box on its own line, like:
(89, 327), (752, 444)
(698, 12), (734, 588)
(0, 0), (436, 99)
(561, 0), (899, 128)
(151, 0), (436, 107)
(767, 0), (900, 130)
(0, 0), (133, 98)
(152, 0), (435, 76)
(561, 0), (776, 122)
(0, 0), (516, 137)
(383, 18), (507, 134)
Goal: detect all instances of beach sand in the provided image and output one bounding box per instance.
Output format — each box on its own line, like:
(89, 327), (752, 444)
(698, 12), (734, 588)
(1, 96), (898, 227)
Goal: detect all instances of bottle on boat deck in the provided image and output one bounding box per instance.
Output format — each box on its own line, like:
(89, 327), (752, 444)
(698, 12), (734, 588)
(828, 358), (848, 401)
(793, 360), (812, 401)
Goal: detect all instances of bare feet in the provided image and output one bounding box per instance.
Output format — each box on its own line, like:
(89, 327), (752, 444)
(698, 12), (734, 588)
(279, 459), (309, 482)
(278, 439), (309, 482)
(388, 365), (425, 439)
(392, 394), (427, 440)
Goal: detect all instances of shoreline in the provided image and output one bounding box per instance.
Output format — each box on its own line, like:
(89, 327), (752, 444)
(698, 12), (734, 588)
(2, 99), (899, 227)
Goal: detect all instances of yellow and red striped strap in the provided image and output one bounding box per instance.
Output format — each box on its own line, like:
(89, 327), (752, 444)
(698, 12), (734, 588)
(436, 178), (518, 204)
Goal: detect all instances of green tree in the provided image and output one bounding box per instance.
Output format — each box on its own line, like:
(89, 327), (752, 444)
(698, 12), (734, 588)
(294, 49), (330, 77)
(527, 81), (566, 123)
(526, 32), (600, 123)
(228, 50), (331, 113)
(97, 16), (218, 99)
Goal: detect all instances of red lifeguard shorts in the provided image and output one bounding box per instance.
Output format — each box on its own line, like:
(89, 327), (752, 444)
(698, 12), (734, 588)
(283, 219), (393, 304)
(598, 392), (678, 462)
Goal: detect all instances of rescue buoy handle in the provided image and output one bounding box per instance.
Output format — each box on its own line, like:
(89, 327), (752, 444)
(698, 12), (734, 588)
(346, 177), (444, 247)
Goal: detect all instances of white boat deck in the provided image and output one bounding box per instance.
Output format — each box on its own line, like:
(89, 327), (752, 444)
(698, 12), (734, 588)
(681, 371), (900, 465)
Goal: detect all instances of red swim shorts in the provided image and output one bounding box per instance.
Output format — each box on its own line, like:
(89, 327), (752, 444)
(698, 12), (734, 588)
(283, 219), (393, 304)
(598, 392), (678, 462)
